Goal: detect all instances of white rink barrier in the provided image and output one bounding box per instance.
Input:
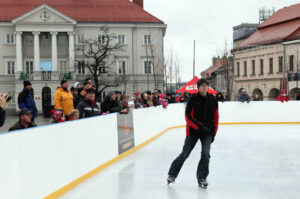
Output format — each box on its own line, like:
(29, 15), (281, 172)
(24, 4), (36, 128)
(0, 102), (299, 199)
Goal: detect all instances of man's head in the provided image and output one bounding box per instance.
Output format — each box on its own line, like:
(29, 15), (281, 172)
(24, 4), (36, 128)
(197, 78), (209, 95)
(19, 109), (32, 124)
(255, 94), (259, 99)
(85, 89), (95, 101)
(23, 81), (32, 90)
(83, 81), (92, 89)
(85, 78), (92, 85)
(61, 80), (68, 89)
(242, 89), (247, 95)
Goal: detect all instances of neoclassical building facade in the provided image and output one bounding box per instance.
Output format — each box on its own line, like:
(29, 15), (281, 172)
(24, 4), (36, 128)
(0, 0), (166, 112)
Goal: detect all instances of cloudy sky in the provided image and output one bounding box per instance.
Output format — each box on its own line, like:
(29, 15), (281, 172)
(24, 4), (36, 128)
(144, 0), (300, 81)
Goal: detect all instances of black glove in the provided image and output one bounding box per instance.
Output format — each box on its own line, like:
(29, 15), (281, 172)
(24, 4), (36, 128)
(201, 126), (211, 136)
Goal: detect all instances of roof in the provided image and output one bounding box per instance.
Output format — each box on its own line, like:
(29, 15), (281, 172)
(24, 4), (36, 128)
(201, 59), (223, 78)
(0, 0), (164, 23)
(236, 3), (300, 50)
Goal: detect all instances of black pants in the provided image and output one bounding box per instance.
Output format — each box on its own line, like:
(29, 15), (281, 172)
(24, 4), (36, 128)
(168, 135), (212, 180)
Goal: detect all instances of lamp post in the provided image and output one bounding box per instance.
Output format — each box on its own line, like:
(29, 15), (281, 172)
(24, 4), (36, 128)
(193, 40), (196, 94)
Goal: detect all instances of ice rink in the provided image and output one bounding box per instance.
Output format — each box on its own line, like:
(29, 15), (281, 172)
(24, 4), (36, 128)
(61, 124), (300, 199)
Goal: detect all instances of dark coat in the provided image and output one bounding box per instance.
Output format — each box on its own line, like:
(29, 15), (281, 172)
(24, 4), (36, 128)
(77, 98), (99, 118)
(8, 120), (37, 131)
(73, 94), (84, 109)
(0, 107), (5, 127)
(238, 94), (251, 102)
(18, 88), (38, 118)
(185, 93), (219, 137)
(101, 97), (121, 113)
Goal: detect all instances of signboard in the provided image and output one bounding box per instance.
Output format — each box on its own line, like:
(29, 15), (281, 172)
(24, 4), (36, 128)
(288, 73), (300, 81)
(40, 61), (52, 71)
(117, 111), (135, 154)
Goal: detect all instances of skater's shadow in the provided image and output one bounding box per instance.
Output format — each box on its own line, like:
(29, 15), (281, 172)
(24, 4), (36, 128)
(166, 186), (180, 199)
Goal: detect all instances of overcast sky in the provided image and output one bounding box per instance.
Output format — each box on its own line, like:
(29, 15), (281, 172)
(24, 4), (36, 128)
(144, 0), (300, 81)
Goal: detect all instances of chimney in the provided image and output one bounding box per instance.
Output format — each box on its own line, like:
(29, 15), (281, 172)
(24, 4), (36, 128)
(133, 0), (144, 8)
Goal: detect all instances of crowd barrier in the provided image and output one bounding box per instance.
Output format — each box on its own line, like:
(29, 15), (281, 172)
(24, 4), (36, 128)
(0, 102), (299, 199)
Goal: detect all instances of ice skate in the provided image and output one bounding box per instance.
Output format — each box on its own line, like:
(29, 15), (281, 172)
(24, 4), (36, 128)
(167, 176), (175, 185)
(198, 178), (208, 189)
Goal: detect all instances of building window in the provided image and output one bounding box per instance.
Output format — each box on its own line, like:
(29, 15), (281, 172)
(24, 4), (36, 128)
(59, 61), (68, 74)
(41, 33), (51, 45)
(118, 61), (126, 74)
(237, 62), (240, 76)
(269, 58), (273, 74)
(260, 59), (264, 74)
(58, 35), (68, 45)
(289, 55), (294, 71)
(77, 35), (84, 44)
(278, 56), (283, 72)
(243, 61), (247, 76)
(252, 60), (255, 75)
(6, 34), (14, 44)
(144, 35), (151, 45)
(118, 35), (125, 45)
(24, 35), (33, 45)
(144, 61), (152, 74)
(7, 61), (15, 75)
(98, 35), (105, 44)
(78, 61), (85, 74)
(25, 61), (34, 74)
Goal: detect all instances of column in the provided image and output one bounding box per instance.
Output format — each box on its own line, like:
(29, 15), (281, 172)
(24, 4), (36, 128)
(51, 32), (58, 71)
(15, 31), (23, 72)
(33, 32), (40, 71)
(68, 32), (75, 71)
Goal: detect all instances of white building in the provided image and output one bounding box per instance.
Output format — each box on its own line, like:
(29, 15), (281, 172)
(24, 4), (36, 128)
(0, 0), (166, 113)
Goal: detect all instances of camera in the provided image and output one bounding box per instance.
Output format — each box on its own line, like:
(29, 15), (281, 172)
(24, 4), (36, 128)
(6, 96), (12, 102)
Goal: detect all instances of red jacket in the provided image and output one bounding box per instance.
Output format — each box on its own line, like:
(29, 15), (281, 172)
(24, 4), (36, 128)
(276, 89), (290, 102)
(185, 93), (219, 137)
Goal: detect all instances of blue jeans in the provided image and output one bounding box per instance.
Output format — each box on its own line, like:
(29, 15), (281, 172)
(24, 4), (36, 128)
(168, 135), (212, 180)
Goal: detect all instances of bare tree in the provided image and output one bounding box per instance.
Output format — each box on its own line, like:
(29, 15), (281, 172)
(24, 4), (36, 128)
(75, 26), (123, 97)
(144, 32), (164, 90)
(164, 48), (182, 92)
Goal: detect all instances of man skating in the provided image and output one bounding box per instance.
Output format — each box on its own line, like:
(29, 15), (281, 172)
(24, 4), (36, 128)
(167, 78), (219, 188)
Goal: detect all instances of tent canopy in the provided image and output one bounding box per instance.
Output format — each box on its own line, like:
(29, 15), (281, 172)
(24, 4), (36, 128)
(176, 76), (218, 95)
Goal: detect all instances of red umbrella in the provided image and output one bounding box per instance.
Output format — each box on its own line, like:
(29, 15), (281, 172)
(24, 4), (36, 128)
(176, 76), (218, 95)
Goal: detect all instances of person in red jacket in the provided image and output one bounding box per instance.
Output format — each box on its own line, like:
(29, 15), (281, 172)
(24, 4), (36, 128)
(167, 78), (219, 189)
(276, 89), (290, 102)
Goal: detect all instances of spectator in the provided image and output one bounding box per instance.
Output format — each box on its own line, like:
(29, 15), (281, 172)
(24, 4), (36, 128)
(216, 92), (226, 102)
(83, 81), (92, 93)
(0, 93), (10, 127)
(128, 101), (135, 109)
(253, 94), (261, 101)
(176, 93), (183, 102)
(120, 95), (130, 113)
(179, 96), (185, 103)
(18, 81), (38, 122)
(141, 92), (149, 107)
(168, 92), (177, 104)
(50, 109), (65, 124)
(146, 91), (154, 106)
(276, 89), (290, 103)
(54, 80), (74, 120)
(70, 86), (76, 95)
(160, 93), (168, 108)
(74, 82), (82, 89)
(152, 90), (161, 106)
(73, 88), (85, 108)
(85, 77), (93, 85)
(115, 91), (122, 101)
(77, 89), (100, 118)
(101, 91), (122, 114)
(9, 109), (37, 131)
(183, 92), (190, 102)
(68, 109), (80, 121)
(238, 89), (251, 103)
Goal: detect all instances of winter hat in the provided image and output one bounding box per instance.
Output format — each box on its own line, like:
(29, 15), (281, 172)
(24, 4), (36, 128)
(61, 80), (67, 86)
(160, 93), (166, 99)
(74, 82), (81, 88)
(133, 90), (141, 96)
(51, 109), (64, 122)
(197, 78), (209, 88)
(281, 89), (287, 94)
(19, 108), (32, 117)
(77, 88), (84, 95)
(107, 91), (116, 99)
(128, 101), (134, 107)
(23, 81), (32, 88)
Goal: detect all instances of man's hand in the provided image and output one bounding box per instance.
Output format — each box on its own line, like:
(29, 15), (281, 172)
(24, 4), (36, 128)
(0, 93), (9, 110)
(201, 126), (211, 136)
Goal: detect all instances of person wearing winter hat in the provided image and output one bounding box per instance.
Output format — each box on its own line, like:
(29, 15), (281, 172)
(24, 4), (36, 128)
(74, 82), (82, 89)
(9, 108), (37, 131)
(238, 89), (251, 103)
(73, 87), (85, 108)
(77, 89), (100, 118)
(276, 89), (290, 102)
(54, 80), (74, 120)
(18, 81), (38, 122)
(167, 78), (219, 188)
(50, 109), (65, 124)
(101, 91), (122, 114)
